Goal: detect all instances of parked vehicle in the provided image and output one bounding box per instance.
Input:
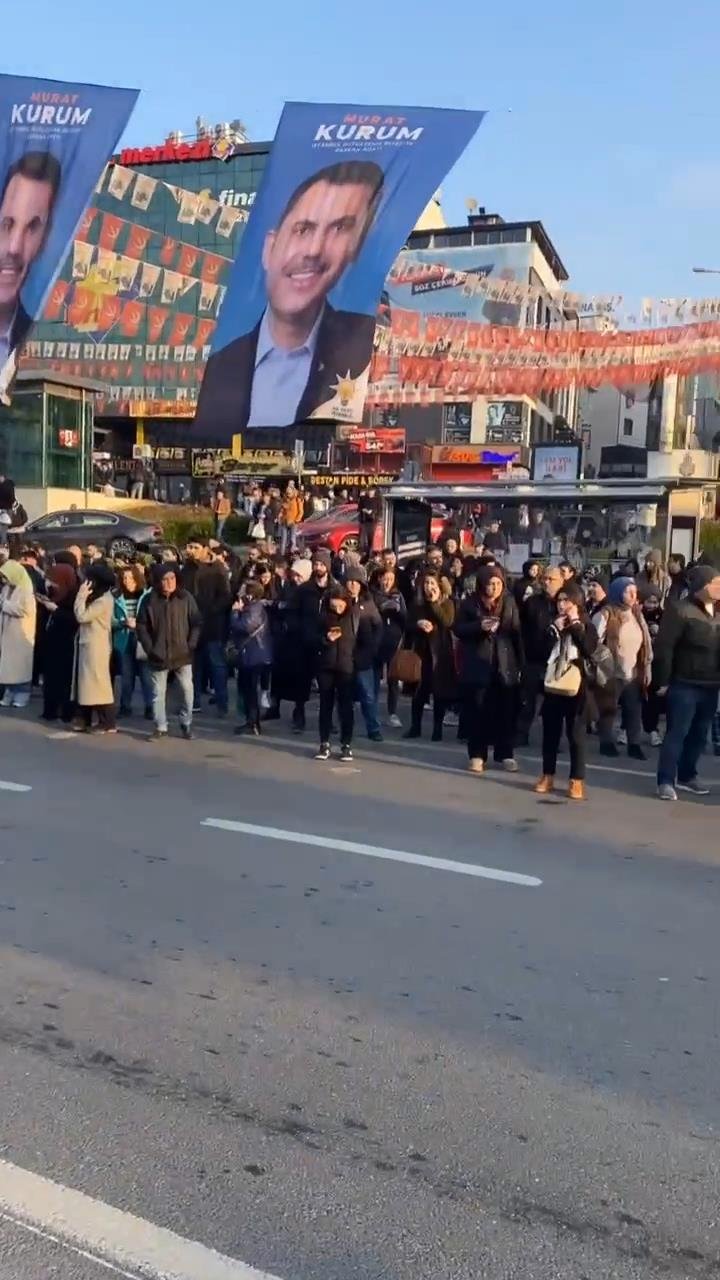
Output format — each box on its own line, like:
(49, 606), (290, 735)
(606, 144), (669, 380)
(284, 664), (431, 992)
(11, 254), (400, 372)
(24, 509), (163, 557)
(296, 502), (452, 555)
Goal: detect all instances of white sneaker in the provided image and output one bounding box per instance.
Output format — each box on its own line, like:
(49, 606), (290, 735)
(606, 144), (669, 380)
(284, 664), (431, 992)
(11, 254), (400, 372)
(468, 758), (485, 774)
(0, 691), (13, 708)
(444, 711), (459, 727)
(616, 729), (628, 746)
(502, 758), (519, 772)
(259, 690), (271, 710)
(11, 693), (30, 709)
(649, 730), (663, 748)
(388, 714), (402, 728)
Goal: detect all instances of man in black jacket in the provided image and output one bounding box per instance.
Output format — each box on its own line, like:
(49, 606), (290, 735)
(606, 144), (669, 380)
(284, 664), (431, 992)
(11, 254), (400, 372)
(294, 548), (338, 732)
(654, 565), (720, 800)
(137, 565), (202, 741)
(181, 539), (231, 716)
(516, 564), (564, 744)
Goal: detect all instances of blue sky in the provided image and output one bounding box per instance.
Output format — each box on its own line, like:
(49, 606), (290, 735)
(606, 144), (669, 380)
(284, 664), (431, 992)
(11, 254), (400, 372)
(11, 0), (720, 302)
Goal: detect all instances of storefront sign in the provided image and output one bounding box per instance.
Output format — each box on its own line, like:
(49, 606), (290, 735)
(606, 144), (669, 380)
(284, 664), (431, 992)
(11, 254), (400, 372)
(192, 448), (294, 478)
(531, 444), (581, 481)
(309, 473), (396, 489)
(431, 444), (517, 466)
(119, 140), (213, 166)
(336, 426), (406, 453)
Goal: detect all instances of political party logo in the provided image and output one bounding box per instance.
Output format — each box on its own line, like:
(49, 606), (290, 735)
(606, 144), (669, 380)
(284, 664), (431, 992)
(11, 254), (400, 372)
(192, 100), (484, 442)
(0, 73), (137, 403)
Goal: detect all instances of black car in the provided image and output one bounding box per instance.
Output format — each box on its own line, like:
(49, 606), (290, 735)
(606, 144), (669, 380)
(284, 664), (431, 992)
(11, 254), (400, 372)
(24, 509), (163, 557)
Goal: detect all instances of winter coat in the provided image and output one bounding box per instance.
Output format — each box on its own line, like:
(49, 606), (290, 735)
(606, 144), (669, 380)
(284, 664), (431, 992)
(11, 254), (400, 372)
(180, 560), (231, 643)
(112, 591), (144, 656)
(0, 582), (36, 684)
(297, 577), (338, 656)
(520, 591), (558, 665)
(281, 491), (304, 526)
(372, 587), (407, 665)
(317, 605), (356, 677)
(349, 593), (382, 672)
(453, 591), (523, 689)
(593, 604), (653, 687)
(230, 599), (273, 669)
(136, 588), (202, 671)
(73, 591), (114, 706)
(652, 598), (720, 689)
(407, 597), (457, 699)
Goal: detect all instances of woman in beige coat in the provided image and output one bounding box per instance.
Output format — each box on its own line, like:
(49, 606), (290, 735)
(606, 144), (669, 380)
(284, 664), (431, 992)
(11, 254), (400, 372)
(0, 560), (37, 709)
(73, 562), (116, 733)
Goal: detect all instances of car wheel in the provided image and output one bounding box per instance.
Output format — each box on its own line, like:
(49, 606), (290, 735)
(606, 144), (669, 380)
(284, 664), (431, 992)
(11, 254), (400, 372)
(340, 535), (359, 553)
(107, 536), (136, 559)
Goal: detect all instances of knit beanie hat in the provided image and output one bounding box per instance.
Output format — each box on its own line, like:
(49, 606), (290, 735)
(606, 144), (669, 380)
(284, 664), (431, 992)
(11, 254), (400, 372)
(687, 564), (719, 596)
(291, 558), (312, 583)
(312, 548), (332, 569)
(608, 576), (634, 605)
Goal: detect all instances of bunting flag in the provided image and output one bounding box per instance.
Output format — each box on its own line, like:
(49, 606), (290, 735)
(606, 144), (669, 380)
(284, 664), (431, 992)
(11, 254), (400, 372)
(72, 241), (94, 281)
(216, 205), (246, 237)
(98, 212), (124, 252)
(107, 164), (135, 201)
(130, 173), (157, 211)
(177, 190), (199, 224)
(200, 252), (226, 285)
(138, 262), (161, 298)
(196, 192), (220, 224)
(199, 281), (219, 312)
(75, 206), (98, 244)
(126, 223), (152, 259)
(160, 270), (183, 305)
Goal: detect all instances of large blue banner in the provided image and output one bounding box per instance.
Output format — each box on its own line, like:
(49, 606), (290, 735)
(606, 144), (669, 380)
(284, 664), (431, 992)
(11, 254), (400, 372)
(0, 74), (138, 403)
(193, 101), (484, 440)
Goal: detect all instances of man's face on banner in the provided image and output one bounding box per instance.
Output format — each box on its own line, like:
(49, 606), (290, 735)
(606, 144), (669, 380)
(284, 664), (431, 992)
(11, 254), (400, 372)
(0, 172), (54, 313)
(262, 179), (374, 325)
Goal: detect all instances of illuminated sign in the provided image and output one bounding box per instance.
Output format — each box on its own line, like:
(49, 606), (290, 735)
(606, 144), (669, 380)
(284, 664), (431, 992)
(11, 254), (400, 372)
(120, 139), (213, 166)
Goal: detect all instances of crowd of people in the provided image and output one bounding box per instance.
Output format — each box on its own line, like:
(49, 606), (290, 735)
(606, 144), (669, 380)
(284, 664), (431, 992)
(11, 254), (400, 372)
(0, 532), (718, 803)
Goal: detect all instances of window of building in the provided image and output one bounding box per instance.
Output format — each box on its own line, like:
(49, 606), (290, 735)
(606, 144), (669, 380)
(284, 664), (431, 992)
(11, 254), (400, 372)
(623, 417), (634, 437)
(433, 232), (472, 248)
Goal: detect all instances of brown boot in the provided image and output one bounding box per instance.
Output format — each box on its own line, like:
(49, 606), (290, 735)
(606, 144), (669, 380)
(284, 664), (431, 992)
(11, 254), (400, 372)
(568, 779), (585, 801)
(533, 774), (554, 794)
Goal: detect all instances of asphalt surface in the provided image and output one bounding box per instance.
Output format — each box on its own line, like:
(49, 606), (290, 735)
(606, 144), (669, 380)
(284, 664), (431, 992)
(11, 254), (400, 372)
(0, 699), (719, 1279)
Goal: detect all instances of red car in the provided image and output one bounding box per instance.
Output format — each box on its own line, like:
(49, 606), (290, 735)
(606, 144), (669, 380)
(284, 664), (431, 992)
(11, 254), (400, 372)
(295, 503), (458, 556)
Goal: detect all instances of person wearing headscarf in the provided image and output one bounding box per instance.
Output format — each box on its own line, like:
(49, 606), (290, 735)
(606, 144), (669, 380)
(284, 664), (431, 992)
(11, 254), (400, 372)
(404, 572), (456, 742)
(41, 561), (79, 722)
(72, 561), (116, 732)
(592, 576), (653, 760)
(534, 580), (598, 800)
(453, 564), (522, 772)
(0, 560), (37, 709)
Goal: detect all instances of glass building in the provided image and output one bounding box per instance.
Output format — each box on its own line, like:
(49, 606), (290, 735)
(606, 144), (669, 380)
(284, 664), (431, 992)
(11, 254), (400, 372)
(0, 371), (101, 489)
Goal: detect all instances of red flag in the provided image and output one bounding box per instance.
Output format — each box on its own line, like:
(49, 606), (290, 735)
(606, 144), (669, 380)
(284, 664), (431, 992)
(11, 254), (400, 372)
(98, 295), (123, 331)
(167, 312), (195, 347)
(126, 224), (152, 259)
(178, 245), (200, 277)
(43, 279), (71, 321)
(119, 300), (143, 339)
(98, 213), (124, 252)
(200, 252), (225, 284)
(67, 285), (94, 328)
(147, 306), (169, 343)
(192, 318), (216, 349)
(75, 207), (97, 244)
(159, 236), (178, 267)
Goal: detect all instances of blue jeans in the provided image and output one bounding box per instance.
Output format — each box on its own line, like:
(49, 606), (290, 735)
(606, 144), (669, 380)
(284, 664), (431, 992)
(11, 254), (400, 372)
(119, 647), (153, 713)
(193, 639), (228, 713)
(280, 524), (296, 554)
(355, 667), (381, 737)
(657, 683), (719, 786)
(150, 665), (194, 733)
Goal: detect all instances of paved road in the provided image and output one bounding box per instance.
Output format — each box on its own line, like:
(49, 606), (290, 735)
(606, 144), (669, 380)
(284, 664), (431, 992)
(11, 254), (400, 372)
(0, 706), (718, 1279)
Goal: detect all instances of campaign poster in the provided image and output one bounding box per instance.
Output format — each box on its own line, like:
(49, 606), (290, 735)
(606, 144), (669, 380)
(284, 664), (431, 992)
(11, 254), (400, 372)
(0, 74), (138, 402)
(192, 101), (484, 441)
(387, 242), (534, 326)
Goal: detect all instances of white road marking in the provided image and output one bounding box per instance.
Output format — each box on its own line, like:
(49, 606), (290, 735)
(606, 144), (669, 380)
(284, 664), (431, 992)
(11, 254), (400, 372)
(0, 780), (31, 792)
(0, 1157), (282, 1280)
(202, 819), (542, 887)
(0, 1211), (139, 1277)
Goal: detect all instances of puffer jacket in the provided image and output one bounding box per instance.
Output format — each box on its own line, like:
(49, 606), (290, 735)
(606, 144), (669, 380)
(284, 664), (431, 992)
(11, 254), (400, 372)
(136, 588), (202, 671)
(652, 598), (720, 689)
(229, 598), (273, 669)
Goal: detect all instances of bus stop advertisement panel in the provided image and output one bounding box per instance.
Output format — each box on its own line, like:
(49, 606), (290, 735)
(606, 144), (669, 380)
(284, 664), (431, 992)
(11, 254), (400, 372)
(383, 480), (706, 572)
